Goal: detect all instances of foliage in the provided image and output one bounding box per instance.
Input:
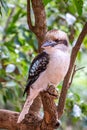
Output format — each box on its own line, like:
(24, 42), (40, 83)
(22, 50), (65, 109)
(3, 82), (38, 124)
(0, 0), (87, 129)
(0, 0), (7, 15)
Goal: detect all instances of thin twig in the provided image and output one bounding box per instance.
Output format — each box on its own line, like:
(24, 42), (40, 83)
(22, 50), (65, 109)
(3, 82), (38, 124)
(68, 64), (76, 87)
(69, 65), (85, 87)
(75, 66), (85, 71)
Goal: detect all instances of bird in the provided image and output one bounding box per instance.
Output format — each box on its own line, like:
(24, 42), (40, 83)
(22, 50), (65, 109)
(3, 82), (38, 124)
(17, 29), (70, 123)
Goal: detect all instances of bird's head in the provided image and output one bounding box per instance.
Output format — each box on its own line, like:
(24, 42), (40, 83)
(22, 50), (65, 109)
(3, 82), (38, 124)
(41, 29), (70, 53)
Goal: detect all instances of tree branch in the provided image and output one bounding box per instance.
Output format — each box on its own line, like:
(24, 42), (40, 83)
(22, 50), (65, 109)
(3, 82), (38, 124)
(27, 0), (47, 51)
(0, 109), (41, 130)
(40, 86), (60, 130)
(27, 0), (35, 31)
(0, 109), (19, 129)
(57, 22), (87, 118)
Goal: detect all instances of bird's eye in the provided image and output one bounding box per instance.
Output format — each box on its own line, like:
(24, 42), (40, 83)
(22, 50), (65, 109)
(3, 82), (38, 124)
(54, 39), (59, 42)
(63, 40), (68, 46)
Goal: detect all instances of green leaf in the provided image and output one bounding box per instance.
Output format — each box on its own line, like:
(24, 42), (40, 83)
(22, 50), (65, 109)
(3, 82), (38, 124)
(3, 95), (7, 103)
(73, 0), (83, 15)
(0, 83), (2, 88)
(43, 0), (51, 6)
(0, 0), (8, 12)
(6, 24), (17, 34)
(12, 9), (22, 23)
(6, 89), (14, 100)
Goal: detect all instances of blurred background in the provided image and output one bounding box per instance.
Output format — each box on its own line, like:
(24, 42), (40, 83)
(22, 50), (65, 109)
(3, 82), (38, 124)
(0, 0), (87, 130)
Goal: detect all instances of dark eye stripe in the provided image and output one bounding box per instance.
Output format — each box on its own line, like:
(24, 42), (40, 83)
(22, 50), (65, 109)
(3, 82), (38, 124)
(54, 39), (59, 42)
(54, 39), (68, 46)
(62, 40), (68, 46)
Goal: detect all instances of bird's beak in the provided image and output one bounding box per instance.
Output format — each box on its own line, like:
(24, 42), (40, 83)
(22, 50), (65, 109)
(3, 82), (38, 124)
(41, 40), (57, 48)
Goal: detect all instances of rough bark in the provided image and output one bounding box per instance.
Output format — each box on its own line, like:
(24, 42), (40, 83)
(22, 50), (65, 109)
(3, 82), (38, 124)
(0, 109), (41, 130)
(27, 0), (47, 51)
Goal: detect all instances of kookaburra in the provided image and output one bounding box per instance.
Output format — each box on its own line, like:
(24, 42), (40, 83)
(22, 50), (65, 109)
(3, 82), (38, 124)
(17, 29), (70, 123)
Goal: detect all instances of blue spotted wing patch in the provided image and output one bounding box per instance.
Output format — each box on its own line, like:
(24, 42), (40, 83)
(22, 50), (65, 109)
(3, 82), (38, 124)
(23, 51), (49, 94)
